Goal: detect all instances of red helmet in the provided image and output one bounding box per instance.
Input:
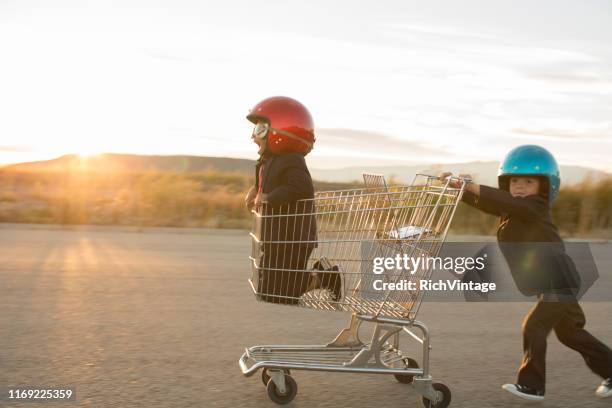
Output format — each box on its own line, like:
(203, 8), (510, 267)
(247, 96), (315, 155)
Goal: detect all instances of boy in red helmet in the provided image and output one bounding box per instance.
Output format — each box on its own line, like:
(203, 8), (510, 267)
(245, 96), (341, 305)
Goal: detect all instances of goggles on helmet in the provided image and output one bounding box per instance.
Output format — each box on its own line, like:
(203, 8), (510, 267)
(252, 122), (269, 140)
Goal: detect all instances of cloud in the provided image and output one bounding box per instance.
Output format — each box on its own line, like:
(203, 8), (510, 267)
(316, 128), (454, 159)
(143, 49), (193, 63)
(512, 127), (612, 141)
(382, 22), (502, 43)
(526, 73), (612, 85)
(0, 145), (32, 152)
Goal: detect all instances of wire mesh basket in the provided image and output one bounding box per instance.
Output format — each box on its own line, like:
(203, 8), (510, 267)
(249, 173), (466, 321)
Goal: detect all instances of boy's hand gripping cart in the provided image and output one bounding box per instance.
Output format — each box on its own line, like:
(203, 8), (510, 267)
(239, 174), (468, 407)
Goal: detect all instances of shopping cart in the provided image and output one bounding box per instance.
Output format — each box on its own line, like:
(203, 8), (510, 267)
(239, 174), (468, 407)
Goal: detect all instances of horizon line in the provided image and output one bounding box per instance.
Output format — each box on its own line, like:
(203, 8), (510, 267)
(0, 151), (610, 174)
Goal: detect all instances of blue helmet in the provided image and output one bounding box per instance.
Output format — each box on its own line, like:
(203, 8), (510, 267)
(498, 145), (561, 203)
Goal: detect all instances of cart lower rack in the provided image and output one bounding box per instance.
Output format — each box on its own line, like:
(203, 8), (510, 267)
(240, 314), (451, 407)
(239, 174), (467, 407)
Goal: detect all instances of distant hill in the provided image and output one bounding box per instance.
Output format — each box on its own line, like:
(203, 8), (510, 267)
(1, 153), (257, 174)
(310, 161), (610, 186)
(2, 154), (609, 187)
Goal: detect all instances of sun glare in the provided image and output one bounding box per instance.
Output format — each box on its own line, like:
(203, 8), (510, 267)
(75, 151), (99, 159)
(73, 145), (103, 159)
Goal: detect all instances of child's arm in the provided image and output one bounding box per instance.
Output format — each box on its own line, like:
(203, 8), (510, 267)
(461, 187), (502, 216)
(440, 172), (548, 220)
(476, 185), (548, 221)
(438, 172), (500, 216)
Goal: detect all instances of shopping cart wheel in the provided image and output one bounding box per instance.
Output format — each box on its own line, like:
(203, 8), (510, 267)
(266, 374), (297, 405)
(261, 368), (291, 386)
(393, 358), (419, 384)
(422, 383), (451, 408)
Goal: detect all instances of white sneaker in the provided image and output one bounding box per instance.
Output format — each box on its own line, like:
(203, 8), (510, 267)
(596, 378), (612, 398)
(502, 383), (545, 401)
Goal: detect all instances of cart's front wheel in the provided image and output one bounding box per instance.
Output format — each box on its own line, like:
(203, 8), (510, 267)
(393, 357), (419, 384)
(422, 383), (451, 408)
(266, 375), (298, 405)
(261, 368), (291, 386)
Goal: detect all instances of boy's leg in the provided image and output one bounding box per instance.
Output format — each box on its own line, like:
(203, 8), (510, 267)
(258, 244), (277, 303)
(285, 245), (314, 302)
(517, 299), (567, 392)
(554, 302), (612, 380)
(259, 244), (293, 304)
(260, 243), (313, 305)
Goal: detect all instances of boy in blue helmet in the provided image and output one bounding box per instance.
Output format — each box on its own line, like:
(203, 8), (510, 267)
(440, 145), (612, 401)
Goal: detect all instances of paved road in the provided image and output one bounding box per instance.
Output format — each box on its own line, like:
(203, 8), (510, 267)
(1, 225), (610, 407)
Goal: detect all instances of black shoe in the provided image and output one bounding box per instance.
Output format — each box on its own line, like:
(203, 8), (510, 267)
(313, 257), (333, 271)
(502, 384), (544, 401)
(312, 258), (342, 301)
(325, 266), (342, 301)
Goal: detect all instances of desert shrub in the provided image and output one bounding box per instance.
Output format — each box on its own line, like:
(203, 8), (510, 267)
(0, 168), (608, 237)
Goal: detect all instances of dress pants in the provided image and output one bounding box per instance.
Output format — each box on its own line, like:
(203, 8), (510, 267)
(518, 297), (612, 391)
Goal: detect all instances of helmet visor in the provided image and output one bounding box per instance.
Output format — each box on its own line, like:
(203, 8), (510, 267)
(252, 122), (269, 140)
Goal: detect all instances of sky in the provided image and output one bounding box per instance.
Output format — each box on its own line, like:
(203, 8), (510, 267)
(1, 0), (611, 170)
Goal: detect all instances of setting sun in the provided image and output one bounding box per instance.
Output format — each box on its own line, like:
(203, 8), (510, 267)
(74, 150), (102, 159)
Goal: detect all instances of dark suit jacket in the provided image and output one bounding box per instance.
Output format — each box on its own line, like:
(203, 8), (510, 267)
(255, 153), (317, 248)
(463, 186), (580, 296)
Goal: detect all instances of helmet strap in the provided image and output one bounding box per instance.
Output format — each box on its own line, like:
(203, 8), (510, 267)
(270, 128), (314, 153)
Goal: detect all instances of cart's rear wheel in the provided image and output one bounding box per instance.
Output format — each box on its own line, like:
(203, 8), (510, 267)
(266, 374), (297, 405)
(393, 357), (419, 384)
(422, 383), (451, 408)
(261, 368), (291, 386)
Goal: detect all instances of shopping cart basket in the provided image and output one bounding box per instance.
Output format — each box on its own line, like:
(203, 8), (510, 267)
(239, 174), (468, 407)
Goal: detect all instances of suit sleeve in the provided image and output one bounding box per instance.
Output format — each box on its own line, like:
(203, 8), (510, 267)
(266, 156), (314, 206)
(475, 185), (548, 221)
(461, 188), (501, 216)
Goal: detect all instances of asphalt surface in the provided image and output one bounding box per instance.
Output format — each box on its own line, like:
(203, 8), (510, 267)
(1, 224), (611, 408)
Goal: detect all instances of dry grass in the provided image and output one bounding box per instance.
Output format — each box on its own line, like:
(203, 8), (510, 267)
(0, 168), (609, 238)
(0, 169), (252, 228)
